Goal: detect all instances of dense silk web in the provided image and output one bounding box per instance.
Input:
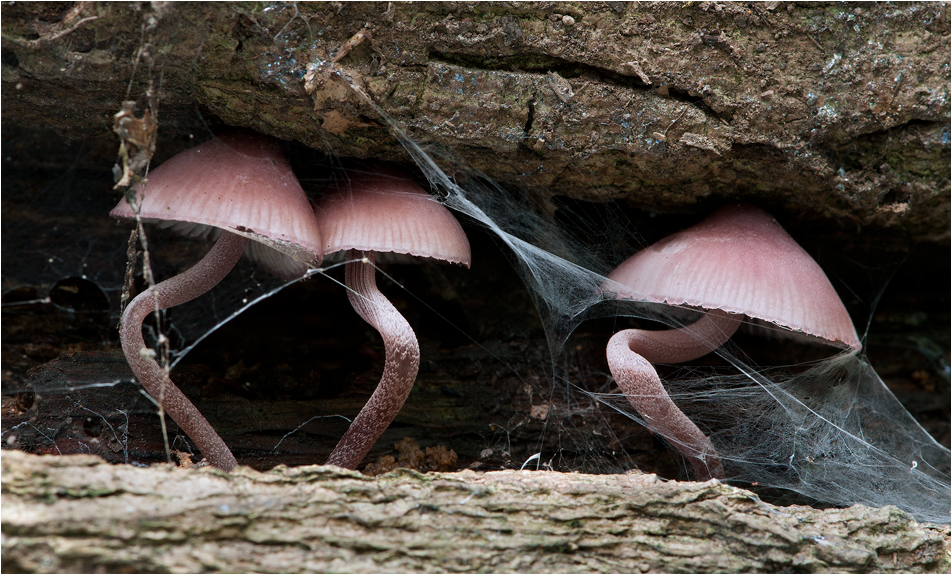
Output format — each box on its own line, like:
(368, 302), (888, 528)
(338, 84), (950, 523)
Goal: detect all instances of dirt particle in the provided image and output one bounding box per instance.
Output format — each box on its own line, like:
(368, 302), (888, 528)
(363, 437), (458, 475)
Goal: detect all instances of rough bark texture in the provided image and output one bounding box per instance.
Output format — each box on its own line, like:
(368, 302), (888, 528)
(2, 450), (950, 574)
(2, 3), (950, 572)
(1, 1), (949, 242)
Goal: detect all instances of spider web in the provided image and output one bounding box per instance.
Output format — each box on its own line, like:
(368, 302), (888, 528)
(380, 122), (951, 523)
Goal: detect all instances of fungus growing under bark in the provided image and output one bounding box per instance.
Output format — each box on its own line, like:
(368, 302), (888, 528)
(604, 203), (861, 480)
(314, 167), (471, 469)
(111, 132), (322, 470)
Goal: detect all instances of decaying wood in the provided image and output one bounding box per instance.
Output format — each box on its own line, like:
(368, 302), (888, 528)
(1, 450), (949, 573)
(1, 3), (949, 572)
(1, 1), (949, 243)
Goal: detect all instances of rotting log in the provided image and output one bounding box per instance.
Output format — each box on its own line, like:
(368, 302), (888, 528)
(1, 450), (950, 574)
(1, 3), (949, 571)
(1, 1), (949, 242)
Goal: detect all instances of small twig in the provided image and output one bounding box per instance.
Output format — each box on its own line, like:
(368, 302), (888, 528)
(332, 27), (372, 63)
(887, 71), (904, 108)
(749, 4), (773, 28)
(120, 228), (139, 316)
(652, 106), (689, 142)
(3, 15), (99, 49)
(304, 27), (374, 98)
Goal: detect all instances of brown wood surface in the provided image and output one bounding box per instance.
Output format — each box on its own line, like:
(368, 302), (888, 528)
(2, 449), (950, 574)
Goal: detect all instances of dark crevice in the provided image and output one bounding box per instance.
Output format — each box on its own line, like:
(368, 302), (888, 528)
(430, 50), (649, 89)
(428, 51), (719, 120)
(663, 85), (719, 122)
(68, 28), (95, 54)
(2, 48), (19, 68)
(880, 188), (911, 206)
(731, 142), (788, 158)
(834, 118), (949, 146)
(523, 98), (535, 137)
(824, 119), (950, 174)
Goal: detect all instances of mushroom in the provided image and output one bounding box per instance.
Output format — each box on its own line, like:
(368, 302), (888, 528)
(111, 132), (322, 470)
(313, 167), (471, 469)
(604, 204), (860, 480)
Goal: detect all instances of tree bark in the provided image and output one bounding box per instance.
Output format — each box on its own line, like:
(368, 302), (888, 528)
(2, 450), (949, 574)
(1, 1), (948, 242)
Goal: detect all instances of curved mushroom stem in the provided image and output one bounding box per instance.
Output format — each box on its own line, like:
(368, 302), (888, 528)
(120, 231), (248, 471)
(607, 310), (742, 481)
(326, 250), (421, 469)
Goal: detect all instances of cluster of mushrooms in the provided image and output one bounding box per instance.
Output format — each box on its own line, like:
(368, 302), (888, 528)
(113, 132), (860, 476)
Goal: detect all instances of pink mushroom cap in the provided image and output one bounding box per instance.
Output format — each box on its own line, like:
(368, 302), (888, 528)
(606, 204), (861, 351)
(110, 132), (323, 279)
(315, 168), (471, 266)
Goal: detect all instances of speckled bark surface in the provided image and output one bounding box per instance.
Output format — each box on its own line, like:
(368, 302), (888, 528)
(2, 1), (949, 242)
(2, 450), (949, 573)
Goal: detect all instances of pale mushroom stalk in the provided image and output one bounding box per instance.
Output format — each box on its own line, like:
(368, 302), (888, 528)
(315, 167), (470, 469)
(607, 310), (742, 480)
(325, 250), (421, 468)
(121, 231), (247, 471)
(112, 132), (323, 470)
(604, 203), (861, 482)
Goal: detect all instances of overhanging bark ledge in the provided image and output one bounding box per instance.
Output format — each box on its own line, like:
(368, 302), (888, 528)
(2, 1), (949, 243)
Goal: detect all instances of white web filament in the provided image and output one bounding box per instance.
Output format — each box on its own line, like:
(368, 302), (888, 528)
(338, 78), (951, 523)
